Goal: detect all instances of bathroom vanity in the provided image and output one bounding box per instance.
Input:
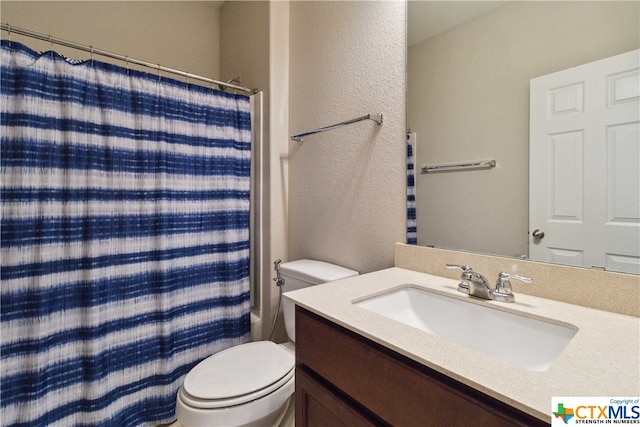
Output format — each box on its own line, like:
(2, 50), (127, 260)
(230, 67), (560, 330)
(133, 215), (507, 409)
(285, 263), (640, 426)
(295, 306), (545, 426)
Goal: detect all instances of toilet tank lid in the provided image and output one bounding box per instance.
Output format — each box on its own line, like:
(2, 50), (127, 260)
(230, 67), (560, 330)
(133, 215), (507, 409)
(279, 259), (358, 284)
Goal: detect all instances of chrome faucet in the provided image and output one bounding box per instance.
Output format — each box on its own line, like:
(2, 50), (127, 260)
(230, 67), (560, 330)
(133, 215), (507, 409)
(446, 264), (532, 303)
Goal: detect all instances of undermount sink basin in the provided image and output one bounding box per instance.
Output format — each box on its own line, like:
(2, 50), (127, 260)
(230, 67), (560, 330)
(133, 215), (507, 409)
(353, 286), (577, 371)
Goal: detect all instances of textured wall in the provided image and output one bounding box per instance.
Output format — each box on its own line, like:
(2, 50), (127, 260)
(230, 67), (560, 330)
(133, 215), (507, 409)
(1, 1), (221, 78)
(288, 1), (407, 274)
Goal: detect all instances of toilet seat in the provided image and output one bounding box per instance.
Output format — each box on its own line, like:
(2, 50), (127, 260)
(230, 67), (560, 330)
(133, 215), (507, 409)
(179, 341), (295, 409)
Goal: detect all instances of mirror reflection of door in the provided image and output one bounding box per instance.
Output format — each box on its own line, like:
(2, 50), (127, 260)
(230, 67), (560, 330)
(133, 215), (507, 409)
(529, 49), (640, 275)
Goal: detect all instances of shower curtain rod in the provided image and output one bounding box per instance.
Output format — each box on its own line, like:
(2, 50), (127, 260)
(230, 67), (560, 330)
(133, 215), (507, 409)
(1, 23), (258, 94)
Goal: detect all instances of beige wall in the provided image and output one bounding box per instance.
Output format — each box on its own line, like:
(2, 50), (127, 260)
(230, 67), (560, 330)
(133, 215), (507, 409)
(267, 2), (291, 340)
(221, 1), (269, 92)
(408, 1), (639, 258)
(220, 1), (290, 341)
(288, 1), (407, 274)
(1, 1), (222, 78)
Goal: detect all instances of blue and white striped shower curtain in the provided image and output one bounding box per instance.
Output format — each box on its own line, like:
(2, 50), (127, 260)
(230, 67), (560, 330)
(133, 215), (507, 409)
(407, 132), (417, 244)
(1, 40), (251, 426)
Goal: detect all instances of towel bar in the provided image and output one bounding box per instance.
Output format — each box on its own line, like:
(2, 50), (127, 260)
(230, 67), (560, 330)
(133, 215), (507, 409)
(421, 159), (496, 173)
(291, 113), (383, 144)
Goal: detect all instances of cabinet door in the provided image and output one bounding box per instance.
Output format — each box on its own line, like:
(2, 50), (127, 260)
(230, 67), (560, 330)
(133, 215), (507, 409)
(296, 365), (381, 427)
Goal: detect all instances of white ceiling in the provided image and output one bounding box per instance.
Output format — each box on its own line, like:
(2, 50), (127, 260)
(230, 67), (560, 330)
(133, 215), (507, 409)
(408, 1), (505, 46)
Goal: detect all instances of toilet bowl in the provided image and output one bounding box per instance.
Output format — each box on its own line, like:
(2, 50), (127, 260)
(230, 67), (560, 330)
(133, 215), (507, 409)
(176, 341), (295, 427)
(175, 259), (358, 427)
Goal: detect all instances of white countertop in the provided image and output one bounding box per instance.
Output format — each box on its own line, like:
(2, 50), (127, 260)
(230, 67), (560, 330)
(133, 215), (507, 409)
(283, 267), (640, 422)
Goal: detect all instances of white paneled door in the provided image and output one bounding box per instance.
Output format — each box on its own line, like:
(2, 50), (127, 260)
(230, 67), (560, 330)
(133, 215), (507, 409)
(529, 50), (640, 274)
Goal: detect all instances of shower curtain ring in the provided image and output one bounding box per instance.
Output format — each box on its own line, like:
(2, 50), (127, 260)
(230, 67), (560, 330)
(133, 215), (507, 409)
(158, 64), (161, 81)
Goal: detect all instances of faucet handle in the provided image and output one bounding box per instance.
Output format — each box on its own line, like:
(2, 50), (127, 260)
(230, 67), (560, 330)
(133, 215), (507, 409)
(494, 271), (532, 303)
(498, 271), (532, 284)
(446, 264), (472, 273)
(445, 264), (473, 293)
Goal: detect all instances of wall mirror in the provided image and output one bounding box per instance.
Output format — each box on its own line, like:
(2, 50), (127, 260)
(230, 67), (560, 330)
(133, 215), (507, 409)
(407, 1), (639, 275)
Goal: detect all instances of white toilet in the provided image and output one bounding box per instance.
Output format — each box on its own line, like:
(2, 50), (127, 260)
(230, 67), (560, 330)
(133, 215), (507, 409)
(175, 259), (358, 427)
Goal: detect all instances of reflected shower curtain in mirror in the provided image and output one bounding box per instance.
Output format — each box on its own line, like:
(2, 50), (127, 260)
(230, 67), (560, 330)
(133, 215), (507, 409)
(407, 132), (417, 244)
(1, 40), (251, 426)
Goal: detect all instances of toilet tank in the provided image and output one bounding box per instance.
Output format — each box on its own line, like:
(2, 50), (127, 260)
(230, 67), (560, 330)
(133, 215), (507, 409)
(280, 259), (358, 342)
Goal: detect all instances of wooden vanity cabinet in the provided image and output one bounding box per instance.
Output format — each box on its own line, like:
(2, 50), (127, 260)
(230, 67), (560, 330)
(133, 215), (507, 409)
(295, 306), (547, 427)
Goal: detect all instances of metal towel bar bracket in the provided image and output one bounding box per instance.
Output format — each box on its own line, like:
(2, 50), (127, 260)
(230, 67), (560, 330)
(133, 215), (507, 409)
(421, 159), (496, 173)
(291, 112), (383, 144)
